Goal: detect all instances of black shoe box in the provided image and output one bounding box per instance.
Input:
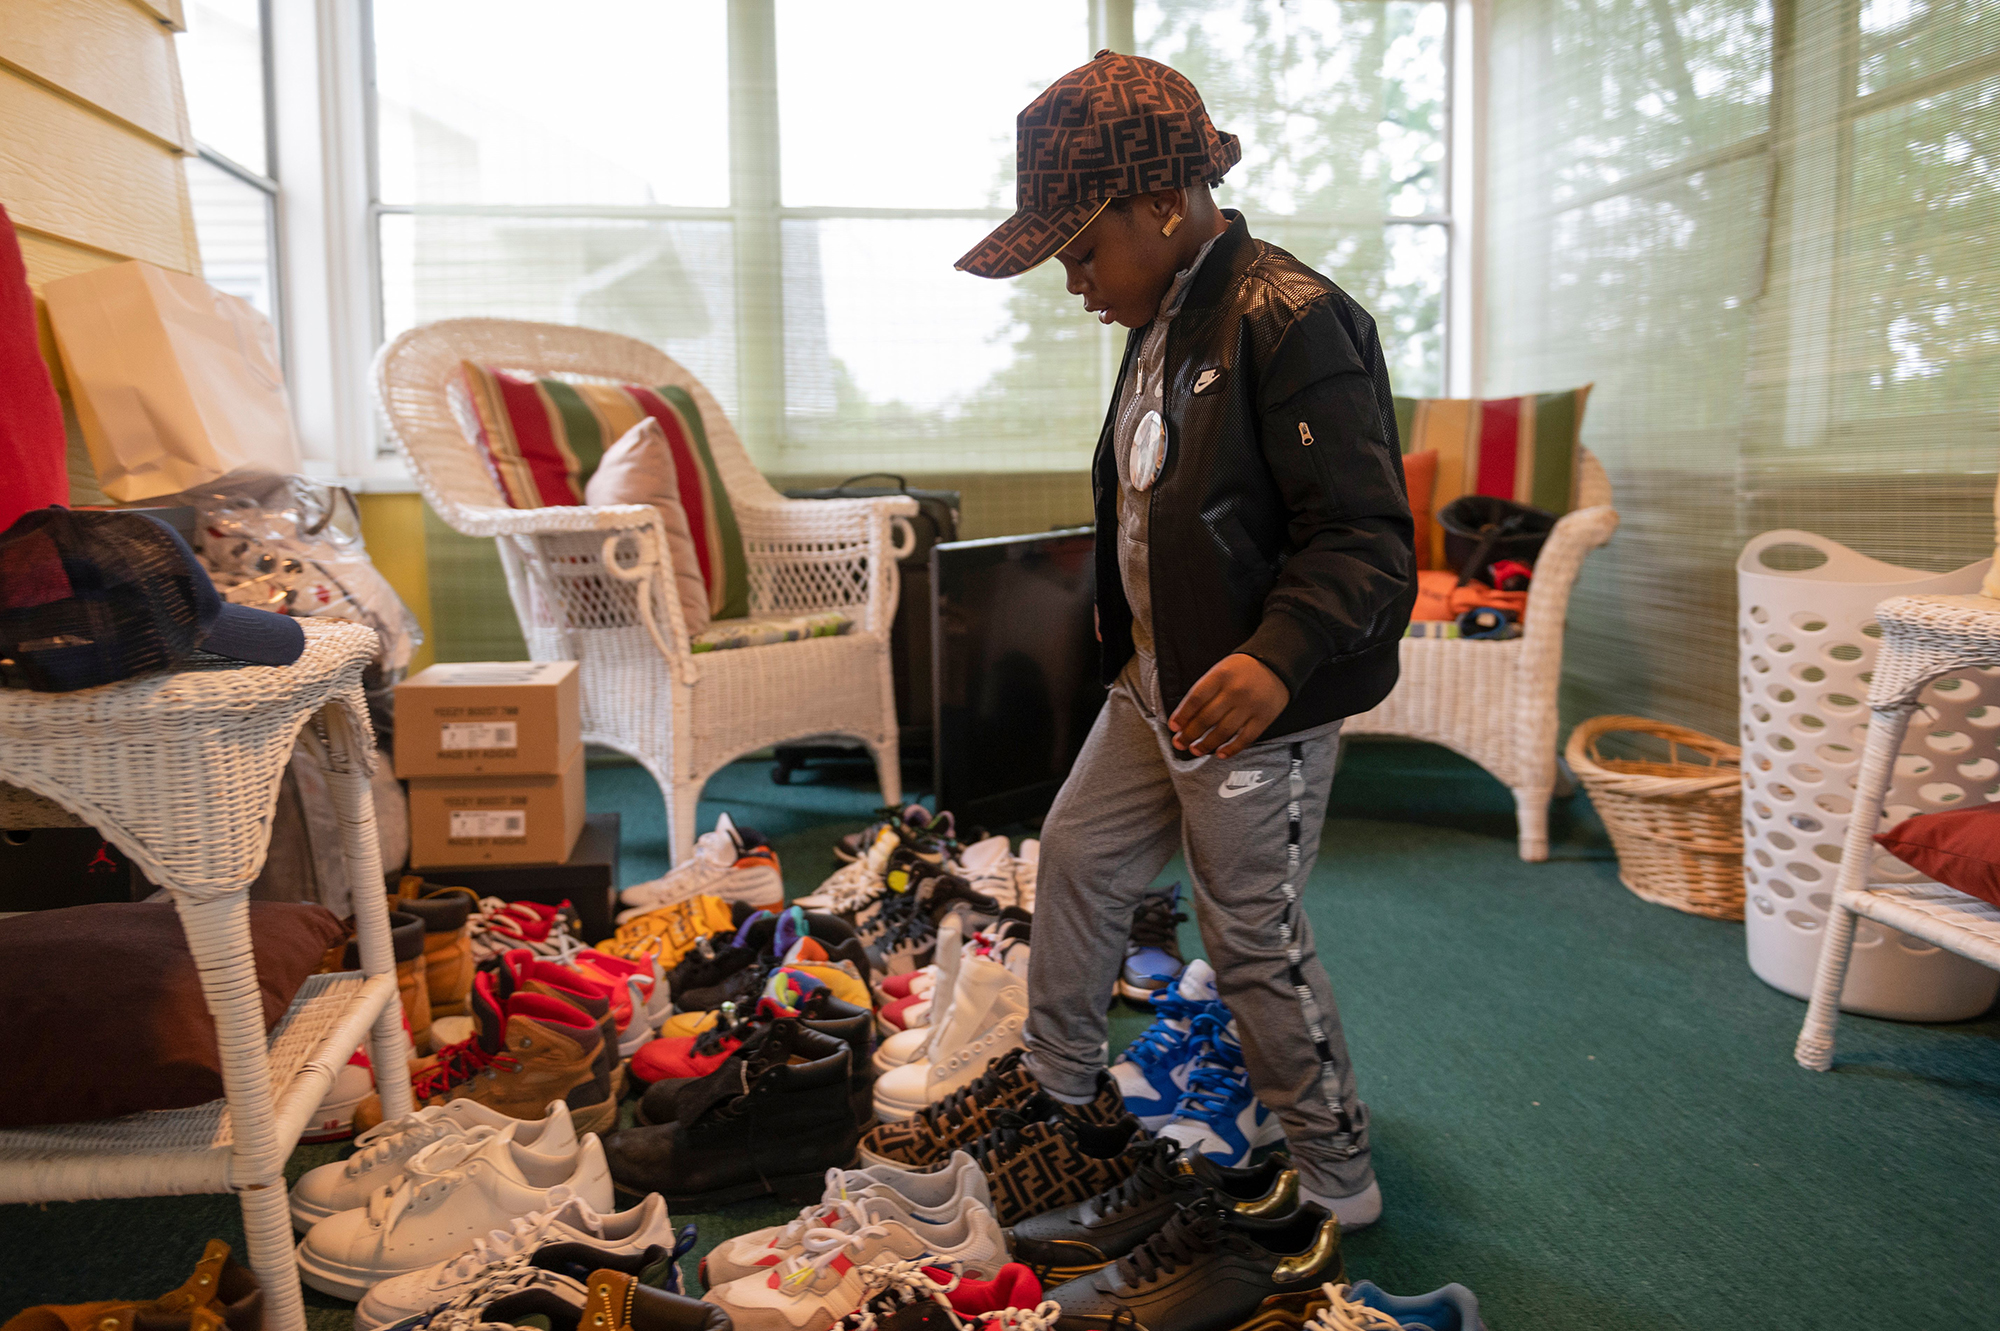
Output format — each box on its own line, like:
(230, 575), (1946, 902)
(411, 810), (621, 941)
(0, 828), (146, 910)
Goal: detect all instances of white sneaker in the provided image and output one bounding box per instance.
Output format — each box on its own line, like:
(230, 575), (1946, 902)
(872, 954), (1027, 1121)
(795, 828), (901, 916)
(703, 1194), (1007, 1331)
(871, 1024), (932, 1075)
(352, 1191), (675, 1331)
(1012, 839), (1039, 913)
(702, 1152), (990, 1286)
(292, 1101), (579, 1232)
(616, 813), (782, 922)
(952, 836), (1017, 910)
(295, 1124), (614, 1300)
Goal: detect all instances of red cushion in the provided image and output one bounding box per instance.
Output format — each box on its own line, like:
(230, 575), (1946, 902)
(1875, 802), (2000, 908)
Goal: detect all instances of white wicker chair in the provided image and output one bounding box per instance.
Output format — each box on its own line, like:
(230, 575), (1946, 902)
(1345, 449), (1620, 861)
(375, 319), (916, 866)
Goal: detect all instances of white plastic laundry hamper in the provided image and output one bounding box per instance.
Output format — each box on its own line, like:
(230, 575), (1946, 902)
(1738, 531), (2000, 1021)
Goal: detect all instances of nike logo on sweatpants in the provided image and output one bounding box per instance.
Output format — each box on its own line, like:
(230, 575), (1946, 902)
(1218, 771), (1271, 799)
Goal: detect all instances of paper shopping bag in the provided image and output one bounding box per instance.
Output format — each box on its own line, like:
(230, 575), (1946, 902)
(42, 260), (302, 501)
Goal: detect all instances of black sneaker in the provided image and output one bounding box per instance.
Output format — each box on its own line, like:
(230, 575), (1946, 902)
(1046, 1197), (1344, 1331)
(870, 865), (1002, 974)
(635, 991), (876, 1126)
(1008, 1138), (1301, 1284)
(381, 1240), (681, 1331)
(603, 1022), (860, 1207)
(674, 908), (870, 1011)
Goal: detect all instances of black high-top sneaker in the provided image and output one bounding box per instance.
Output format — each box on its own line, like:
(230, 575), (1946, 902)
(1046, 1197), (1344, 1331)
(634, 992), (877, 1126)
(1008, 1138), (1301, 1283)
(966, 1109), (1151, 1226)
(858, 1048), (1127, 1169)
(603, 1022), (860, 1207)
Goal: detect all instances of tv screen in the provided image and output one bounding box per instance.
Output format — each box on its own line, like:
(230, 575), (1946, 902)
(931, 527), (1104, 829)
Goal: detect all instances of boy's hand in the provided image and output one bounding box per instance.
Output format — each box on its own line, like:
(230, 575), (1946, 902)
(1169, 654), (1290, 758)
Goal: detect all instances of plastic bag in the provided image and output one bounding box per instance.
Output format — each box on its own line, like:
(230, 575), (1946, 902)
(166, 472), (422, 678)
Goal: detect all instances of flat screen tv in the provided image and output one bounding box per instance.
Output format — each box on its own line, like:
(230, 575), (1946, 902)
(931, 527), (1104, 828)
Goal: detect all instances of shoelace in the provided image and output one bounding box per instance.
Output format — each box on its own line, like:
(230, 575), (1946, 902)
(976, 1303), (1063, 1331)
(1128, 893), (1187, 953)
(913, 1059), (1026, 1137)
(415, 1258), (588, 1331)
(1115, 1201), (1227, 1287)
(962, 1111), (1039, 1167)
(838, 1260), (962, 1331)
(1081, 1138), (1187, 1219)
(368, 1132), (496, 1233)
(1305, 1284), (1405, 1331)
(770, 1200), (895, 1292)
(341, 1109), (460, 1178)
(1170, 1014), (1251, 1119)
(411, 1041), (507, 1100)
(1122, 993), (1224, 1070)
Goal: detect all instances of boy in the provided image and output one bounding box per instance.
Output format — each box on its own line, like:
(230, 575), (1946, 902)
(955, 51), (1415, 1228)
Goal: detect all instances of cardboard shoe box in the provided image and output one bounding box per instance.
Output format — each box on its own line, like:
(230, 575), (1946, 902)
(396, 661), (581, 778)
(408, 744), (586, 868)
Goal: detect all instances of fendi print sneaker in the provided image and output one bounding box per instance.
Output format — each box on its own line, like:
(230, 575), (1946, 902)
(858, 1049), (1126, 1170)
(967, 1110), (1151, 1227)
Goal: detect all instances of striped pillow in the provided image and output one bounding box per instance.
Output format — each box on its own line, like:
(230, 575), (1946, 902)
(1393, 387), (1592, 571)
(459, 362), (750, 620)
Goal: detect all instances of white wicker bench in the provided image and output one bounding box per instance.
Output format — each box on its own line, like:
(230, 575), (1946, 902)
(0, 619), (415, 1331)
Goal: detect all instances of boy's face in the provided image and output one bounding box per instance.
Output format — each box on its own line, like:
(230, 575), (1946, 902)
(1054, 198), (1183, 330)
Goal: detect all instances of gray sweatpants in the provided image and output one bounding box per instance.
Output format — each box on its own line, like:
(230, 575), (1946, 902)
(1024, 680), (1373, 1197)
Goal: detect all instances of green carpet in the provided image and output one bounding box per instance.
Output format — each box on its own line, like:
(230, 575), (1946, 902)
(6, 740), (1999, 1330)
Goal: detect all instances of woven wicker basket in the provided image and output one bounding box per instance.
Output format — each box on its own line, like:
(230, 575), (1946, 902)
(1566, 715), (1745, 921)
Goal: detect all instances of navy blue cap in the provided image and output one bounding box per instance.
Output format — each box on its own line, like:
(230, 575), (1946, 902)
(0, 506), (304, 692)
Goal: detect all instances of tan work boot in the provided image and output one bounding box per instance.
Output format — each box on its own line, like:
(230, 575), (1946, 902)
(394, 877), (477, 1018)
(324, 908), (433, 1053)
(0, 1239), (261, 1331)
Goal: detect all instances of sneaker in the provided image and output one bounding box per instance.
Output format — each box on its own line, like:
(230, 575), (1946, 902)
(1044, 1197), (1342, 1331)
(1116, 885), (1188, 1004)
(873, 954), (1027, 1121)
(953, 836), (1019, 911)
(1109, 962), (1225, 1130)
(1005, 1137), (1299, 1285)
(832, 804), (933, 864)
(468, 898), (581, 964)
(603, 1023), (861, 1208)
(871, 865), (1002, 977)
(1304, 1282), (1484, 1331)
(354, 1193), (682, 1331)
(292, 1100), (579, 1231)
(617, 813), (783, 922)
(595, 894), (738, 968)
(799, 827), (904, 917)
(968, 1111), (1152, 1227)
(830, 1261), (1047, 1331)
(372, 1241), (697, 1331)
(701, 1151), (990, 1287)
(634, 987), (874, 1127)
(1012, 840), (1039, 914)
(296, 1124), (615, 1300)
(702, 1194), (1006, 1331)
(859, 1049), (1125, 1170)
(1157, 1016), (1283, 1168)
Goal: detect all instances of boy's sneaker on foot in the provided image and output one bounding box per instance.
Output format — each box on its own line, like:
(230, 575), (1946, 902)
(1109, 961), (1225, 1130)
(1157, 1015), (1283, 1168)
(1115, 884), (1188, 1004)
(1044, 1198), (1343, 1331)
(1005, 1137), (1299, 1285)
(858, 1049), (1125, 1170)
(1305, 1280), (1483, 1331)
(617, 813), (782, 922)
(353, 1193), (681, 1331)
(296, 1125), (614, 1301)
(292, 1099), (578, 1231)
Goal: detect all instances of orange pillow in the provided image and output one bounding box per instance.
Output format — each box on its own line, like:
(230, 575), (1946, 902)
(1402, 449), (1437, 570)
(1876, 803), (2000, 909)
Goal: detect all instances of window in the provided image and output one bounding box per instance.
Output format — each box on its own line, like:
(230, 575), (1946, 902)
(367, 0), (1456, 477)
(176, 0), (282, 334)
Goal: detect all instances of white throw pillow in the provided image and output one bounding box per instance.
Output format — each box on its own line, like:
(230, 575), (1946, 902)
(585, 418), (712, 637)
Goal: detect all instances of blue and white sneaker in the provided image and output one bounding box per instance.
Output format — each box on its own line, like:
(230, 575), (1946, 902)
(1306, 1280), (1485, 1331)
(1116, 882), (1190, 1002)
(1157, 1013), (1284, 1167)
(1109, 959), (1223, 1128)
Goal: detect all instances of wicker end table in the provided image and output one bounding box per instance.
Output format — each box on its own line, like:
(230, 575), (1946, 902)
(1796, 594), (2000, 1070)
(0, 619), (416, 1331)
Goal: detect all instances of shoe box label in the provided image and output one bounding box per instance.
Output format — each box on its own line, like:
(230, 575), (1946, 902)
(449, 809), (528, 839)
(441, 721), (519, 752)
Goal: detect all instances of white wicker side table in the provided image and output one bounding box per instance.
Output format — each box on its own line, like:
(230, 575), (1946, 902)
(0, 619), (415, 1331)
(1796, 594), (2000, 1070)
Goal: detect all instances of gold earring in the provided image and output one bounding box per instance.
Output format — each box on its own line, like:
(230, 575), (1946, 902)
(1162, 213), (1184, 237)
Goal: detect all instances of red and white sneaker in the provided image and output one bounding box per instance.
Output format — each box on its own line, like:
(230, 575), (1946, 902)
(617, 813), (783, 922)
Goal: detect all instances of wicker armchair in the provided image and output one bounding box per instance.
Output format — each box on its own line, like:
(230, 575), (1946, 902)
(1345, 448), (1619, 861)
(374, 319), (915, 866)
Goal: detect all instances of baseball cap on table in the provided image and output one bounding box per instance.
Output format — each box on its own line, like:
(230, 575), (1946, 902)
(0, 506), (304, 692)
(956, 49), (1240, 280)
